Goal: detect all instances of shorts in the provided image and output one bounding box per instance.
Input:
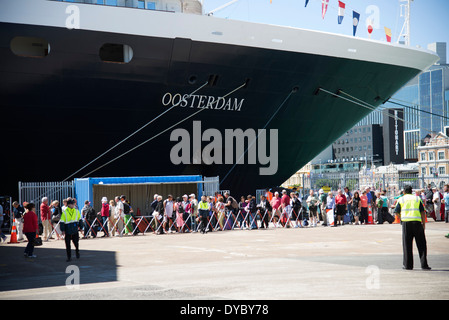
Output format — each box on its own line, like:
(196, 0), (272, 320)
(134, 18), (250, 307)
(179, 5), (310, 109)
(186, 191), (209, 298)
(336, 204), (346, 216)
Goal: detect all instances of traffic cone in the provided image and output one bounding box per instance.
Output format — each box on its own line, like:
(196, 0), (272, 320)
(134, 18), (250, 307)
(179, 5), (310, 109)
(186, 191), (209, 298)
(393, 214), (401, 224)
(367, 206), (374, 225)
(8, 222), (18, 244)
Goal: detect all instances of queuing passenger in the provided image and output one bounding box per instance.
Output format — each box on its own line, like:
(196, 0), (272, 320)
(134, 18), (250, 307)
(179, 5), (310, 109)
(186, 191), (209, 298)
(181, 195), (191, 232)
(189, 194), (198, 232)
(306, 190), (319, 227)
(443, 185), (449, 223)
(81, 200), (96, 239)
(432, 187), (442, 221)
(290, 192), (302, 228)
(335, 189), (347, 226)
(40, 197), (52, 241)
(108, 200), (117, 237)
(237, 196), (248, 229)
(12, 201), (25, 242)
(318, 189), (327, 226)
(23, 203), (38, 258)
(224, 192), (238, 215)
(351, 191), (361, 225)
(424, 184), (434, 217)
(215, 197), (226, 230)
(154, 195), (164, 234)
(377, 191), (390, 224)
(114, 196), (124, 236)
(360, 190), (369, 224)
(344, 187), (353, 224)
(121, 195), (133, 235)
(50, 200), (63, 240)
(61, 198), (68, 212)
(258, 195), (271, 229)
(246, 195), (258, 230)
(163, 195), (174, 233)
(207, 196), (216, 232)
(101, 197), (110, 237)
(280, 190), (291, 227)
(270, 192), (281, 225)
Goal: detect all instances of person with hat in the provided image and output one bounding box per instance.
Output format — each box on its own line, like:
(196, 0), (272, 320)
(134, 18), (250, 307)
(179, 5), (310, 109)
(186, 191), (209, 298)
(60, 198), (83, 262)
(394, 185), (431, 270)
(318, 189), (328, 226)
(100, 197), (110, 237)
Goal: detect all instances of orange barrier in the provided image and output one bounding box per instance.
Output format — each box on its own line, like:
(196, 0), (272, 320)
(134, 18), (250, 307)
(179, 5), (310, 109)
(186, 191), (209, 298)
(367, 206), (374, 225)
(393, 214), (401, 224)
(8, 222), (18, 244)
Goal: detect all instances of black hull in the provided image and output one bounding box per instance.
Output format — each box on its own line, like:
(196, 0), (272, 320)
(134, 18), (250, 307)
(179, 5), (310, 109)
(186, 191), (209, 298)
(0, 22), (422, 198)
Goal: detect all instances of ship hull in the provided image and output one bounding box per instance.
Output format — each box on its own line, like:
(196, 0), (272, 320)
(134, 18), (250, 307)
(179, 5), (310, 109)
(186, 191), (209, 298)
(0, 15), (435, 197)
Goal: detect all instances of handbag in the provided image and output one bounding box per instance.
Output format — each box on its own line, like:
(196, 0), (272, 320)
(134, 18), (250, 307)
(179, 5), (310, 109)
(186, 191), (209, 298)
(34, 235), (43, 246)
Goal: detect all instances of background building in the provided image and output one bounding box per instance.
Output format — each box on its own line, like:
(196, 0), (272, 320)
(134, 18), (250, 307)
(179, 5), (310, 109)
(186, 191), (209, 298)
(417, 132), (449, 189)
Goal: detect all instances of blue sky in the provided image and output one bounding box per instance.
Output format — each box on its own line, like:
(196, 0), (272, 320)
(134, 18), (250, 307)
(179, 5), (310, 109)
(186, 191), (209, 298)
(203, 0), (449, 55)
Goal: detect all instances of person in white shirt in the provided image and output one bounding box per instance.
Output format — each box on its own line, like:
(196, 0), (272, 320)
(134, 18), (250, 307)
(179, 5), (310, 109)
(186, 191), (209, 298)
(433, 187), (442, 221)
(163, 195), (174, 232)
(114, 196), (124, 236)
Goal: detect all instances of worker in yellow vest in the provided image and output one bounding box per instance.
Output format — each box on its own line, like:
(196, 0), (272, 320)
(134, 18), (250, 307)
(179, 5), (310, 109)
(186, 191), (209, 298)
(394, 185), (431, 270)
(198, 196), (210, 234)
(60, 198), (83, 262)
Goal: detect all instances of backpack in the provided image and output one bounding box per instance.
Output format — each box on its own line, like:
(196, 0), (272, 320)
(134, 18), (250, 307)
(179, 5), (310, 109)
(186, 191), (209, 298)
(123, 202), (131, 215)
(229, 196), (239, 209)
(86, 206), (96, 220)
(376, 198), (383, 208)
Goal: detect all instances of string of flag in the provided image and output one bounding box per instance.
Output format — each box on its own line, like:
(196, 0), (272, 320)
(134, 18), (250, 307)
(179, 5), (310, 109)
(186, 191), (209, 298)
(270, 0), (393, 42)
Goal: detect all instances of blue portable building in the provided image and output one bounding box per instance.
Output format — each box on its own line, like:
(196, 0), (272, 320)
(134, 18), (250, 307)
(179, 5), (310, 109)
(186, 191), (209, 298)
(74, 175), (207, 215)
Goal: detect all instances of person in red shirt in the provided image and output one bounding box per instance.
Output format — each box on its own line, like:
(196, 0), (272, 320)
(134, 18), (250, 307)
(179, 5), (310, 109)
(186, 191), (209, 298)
(280, 190), (291, 226)
(360, 191), (369, 224)
(23, 203), (38, 258)
(335, 189), (347, 226)
(270, 192), (282, 225)
(40, 197), (51, 241)
(100, 197), (110, 237)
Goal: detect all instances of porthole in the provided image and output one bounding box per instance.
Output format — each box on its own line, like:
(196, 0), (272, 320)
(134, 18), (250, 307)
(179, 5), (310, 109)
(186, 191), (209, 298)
(10, 36), (50, 58)
(99, 43), (133, 63)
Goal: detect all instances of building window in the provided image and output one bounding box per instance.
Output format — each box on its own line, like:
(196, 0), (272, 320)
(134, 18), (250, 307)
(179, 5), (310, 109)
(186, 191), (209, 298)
(421, 167), (426, 175)
(421, 152), (426, 161)
(439, 167), (446, 175)
(429, 152), (435, 161)
(10, 36), (50, 58)
(438, 151), (445, 160)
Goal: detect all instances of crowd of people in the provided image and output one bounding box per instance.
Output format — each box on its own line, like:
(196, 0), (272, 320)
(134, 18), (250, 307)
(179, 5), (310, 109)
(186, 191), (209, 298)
(7, 183), (449, 260)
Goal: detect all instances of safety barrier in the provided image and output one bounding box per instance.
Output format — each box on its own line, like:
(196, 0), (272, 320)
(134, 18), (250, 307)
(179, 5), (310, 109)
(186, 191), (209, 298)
(37, 203), (397, 242)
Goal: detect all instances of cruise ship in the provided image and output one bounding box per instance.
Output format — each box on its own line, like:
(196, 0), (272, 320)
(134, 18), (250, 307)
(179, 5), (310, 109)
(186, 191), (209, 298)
(0, 0), (439, 198)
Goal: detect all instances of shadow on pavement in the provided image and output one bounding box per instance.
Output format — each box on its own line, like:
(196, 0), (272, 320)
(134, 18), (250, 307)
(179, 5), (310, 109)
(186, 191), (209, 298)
(0, 245), (117, 292)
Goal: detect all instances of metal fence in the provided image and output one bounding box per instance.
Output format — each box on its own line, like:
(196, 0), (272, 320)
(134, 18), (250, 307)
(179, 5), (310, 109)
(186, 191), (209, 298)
(18, 181), (75, 217)
(289, 172), (449, 200)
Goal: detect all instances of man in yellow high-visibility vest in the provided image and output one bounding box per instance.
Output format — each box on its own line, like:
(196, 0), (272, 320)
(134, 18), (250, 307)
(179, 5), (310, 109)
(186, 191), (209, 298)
(60, 198), (83, 262)
(394, 185), (431, 270)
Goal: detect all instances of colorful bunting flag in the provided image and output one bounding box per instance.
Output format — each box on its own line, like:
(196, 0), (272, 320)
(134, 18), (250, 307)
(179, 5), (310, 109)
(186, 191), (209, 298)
(353, 11), (360, 36)
(338, 1), (345, 24)
(322, 0), (329, 19)
(305, 0), (309, 7)
(385, 27), (392, 42)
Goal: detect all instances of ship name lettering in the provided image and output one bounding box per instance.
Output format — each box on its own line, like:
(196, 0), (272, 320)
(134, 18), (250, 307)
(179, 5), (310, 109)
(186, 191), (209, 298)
(162, 92), (244, 112)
